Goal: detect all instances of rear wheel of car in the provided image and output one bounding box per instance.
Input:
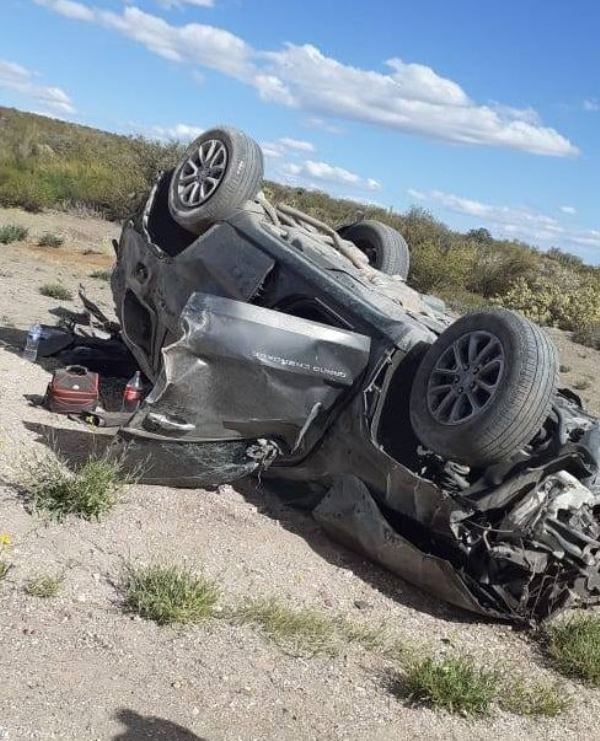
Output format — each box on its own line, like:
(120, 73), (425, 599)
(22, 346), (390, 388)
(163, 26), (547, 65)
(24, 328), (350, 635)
(338, 220), (410, 278)
(168, 127), (264, 234)
(409, 308), (558, 467)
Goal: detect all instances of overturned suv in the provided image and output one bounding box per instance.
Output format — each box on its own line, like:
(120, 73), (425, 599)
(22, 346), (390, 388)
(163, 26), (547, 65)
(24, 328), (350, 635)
(112, 127), (600, 622)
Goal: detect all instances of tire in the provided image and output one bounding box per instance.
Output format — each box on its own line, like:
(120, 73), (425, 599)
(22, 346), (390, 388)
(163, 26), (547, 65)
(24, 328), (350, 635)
(338, 220), (410, 277)
(409, 308), (558, 467)
(168, 127), (264, 234)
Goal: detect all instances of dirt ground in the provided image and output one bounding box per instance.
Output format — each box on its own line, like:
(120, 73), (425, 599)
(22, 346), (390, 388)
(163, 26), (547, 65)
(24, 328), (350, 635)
(1, 207), (600, 741)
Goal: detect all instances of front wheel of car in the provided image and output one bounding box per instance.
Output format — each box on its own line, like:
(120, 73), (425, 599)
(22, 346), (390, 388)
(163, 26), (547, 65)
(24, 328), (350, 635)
(338, 220), (410, 278)
(409, 308), (558, 467)
(168, 126), (264, 234)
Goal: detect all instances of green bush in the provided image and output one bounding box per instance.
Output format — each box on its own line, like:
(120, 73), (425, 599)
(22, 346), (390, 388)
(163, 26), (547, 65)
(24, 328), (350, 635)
(497, 275), (600, 332)
(467, 244), (539, 298)
(400, 654), (499, 715)
(0, 224), (28, 243)
(38, 232), (64, 248)
(20, 452), (126, 521)
(409, 240), (476, 294)
(124, 564), (219, 625)
(544, 614), (600, 685)
(25, 574), (63, 598)
(39, 282), (73, 301)
(0, 108), (183, 220)
(89, 268), (111, 281)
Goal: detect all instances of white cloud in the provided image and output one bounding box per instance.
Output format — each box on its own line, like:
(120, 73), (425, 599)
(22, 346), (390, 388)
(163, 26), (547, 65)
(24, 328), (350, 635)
(409, 188), (600, 252)
(278, 137), (314, 152)
(151, 122), (204, 140)
(583, 99), (600, 112)
(285, 160), (381, 191)
(0, 58), (75, 113)
(260, 144), (283, 159)
(260, 136), (315, 159)
(40, 0), (94, 20)
(560, 205), (577, 215)
(35, 0), (578, 157)
(305, 117), (343, 134)
(260, 44), (577, 156)
(155, 0), (214, 8)
(36, 1), (252, 78)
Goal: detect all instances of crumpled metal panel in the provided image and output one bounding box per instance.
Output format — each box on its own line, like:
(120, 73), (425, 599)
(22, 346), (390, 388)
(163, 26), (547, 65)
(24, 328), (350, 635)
(313, 470), (600, 621)
(124, 292), (371, 450)
(313, 474), (494, 617)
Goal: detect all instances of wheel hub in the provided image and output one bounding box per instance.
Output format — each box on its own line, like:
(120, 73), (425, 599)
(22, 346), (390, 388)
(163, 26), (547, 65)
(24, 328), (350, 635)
(177, 138), (228, 208)
(426, 330), (505, 425)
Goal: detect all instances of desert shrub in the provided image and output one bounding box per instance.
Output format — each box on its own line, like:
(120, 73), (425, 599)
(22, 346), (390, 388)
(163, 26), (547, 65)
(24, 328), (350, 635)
(19, 452), (126, 521)
(398, 654), (499, 715)
(544, 614), (600, 685)
(467, 244), (539, 298)
(25, 574), (63, 598)
(0, 224), (28, 243)
(497, 275), (600, 331)
(39, 282), (73, 301)
(434, 287), (490, 315)
(90, 268), (111, 281)
(38, 232), (64, 248)
(124, 564), (219, 625)
(546, 246), (585, 269)
(0, 109), (183, 220)
(409, 240), (476, 294)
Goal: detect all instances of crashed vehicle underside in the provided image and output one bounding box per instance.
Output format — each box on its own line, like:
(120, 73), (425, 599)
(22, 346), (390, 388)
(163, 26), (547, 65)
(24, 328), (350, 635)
(108, 126), (600, 623)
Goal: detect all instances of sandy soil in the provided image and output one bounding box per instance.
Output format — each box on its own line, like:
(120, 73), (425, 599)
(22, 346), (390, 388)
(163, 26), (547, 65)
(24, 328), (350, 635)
(1, 207), (600, 740)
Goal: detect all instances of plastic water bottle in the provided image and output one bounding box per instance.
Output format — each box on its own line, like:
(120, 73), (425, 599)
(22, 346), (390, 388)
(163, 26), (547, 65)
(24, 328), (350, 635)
(23, 323), (42, 362)
(121, 370), (144, 413)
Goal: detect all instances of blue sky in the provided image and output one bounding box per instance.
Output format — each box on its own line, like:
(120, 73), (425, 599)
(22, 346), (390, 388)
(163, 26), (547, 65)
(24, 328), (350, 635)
(1, 0), (599, 261)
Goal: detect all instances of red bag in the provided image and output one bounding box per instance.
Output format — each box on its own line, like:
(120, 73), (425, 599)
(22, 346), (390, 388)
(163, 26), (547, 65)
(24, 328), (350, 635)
(46, 365), (100, 414)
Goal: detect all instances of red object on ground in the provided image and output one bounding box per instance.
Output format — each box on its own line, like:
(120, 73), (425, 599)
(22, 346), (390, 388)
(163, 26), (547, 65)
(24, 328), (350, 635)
(121, 370), (144, 413)
(46, 365), (100, 414)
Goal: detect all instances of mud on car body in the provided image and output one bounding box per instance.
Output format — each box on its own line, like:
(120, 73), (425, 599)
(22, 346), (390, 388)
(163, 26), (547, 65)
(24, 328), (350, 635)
(111, 127), (600, 622)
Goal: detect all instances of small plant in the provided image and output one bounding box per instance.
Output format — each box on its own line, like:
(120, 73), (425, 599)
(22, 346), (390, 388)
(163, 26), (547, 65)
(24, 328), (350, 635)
(124, 564), (219, 625)
(232, 598), (338, 656)
(398, 654), (499, 715)
(0, 224), (28, 244)
(338, 618), (388, 651)
(20, 451), (126, 521)
(89, 268), (111, 281)
(500, 678), (569, 717)
(573, 379), (591, 391)
(545, 614), (600, 686)
(25, 574), (63, 598)
(0, 533), (12, 580)
(559, 364), (571, 373)
(38, 232), (64, 248)
(39, 282), (73, 301)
